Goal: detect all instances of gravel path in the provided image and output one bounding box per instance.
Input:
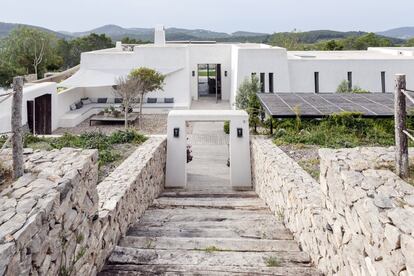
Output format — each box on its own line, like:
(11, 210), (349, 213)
(54, 114), (168, 136)
(278, 144), (320, 181)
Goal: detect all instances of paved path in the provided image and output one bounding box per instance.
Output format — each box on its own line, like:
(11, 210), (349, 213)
(99, 191), (322, 275)
(99, 98), (321, 275)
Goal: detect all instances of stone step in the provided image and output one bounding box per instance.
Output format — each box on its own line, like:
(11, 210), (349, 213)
(119, 236), (301, 252)
(160, 190), (257, 198)
(105, 247), (313, 268)
(127, 225), (293, 240)
(99, 264), (322, 276)
(153, 196), (268, 210)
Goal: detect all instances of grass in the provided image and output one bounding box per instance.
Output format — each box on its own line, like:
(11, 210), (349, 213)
(271, 112), (410, 148)
(298, 158), (320, 181)
(202, 246), (222, 253)
(264, 256), (281, 267)
(198, 70), (216, 77)
(20, 129), (147, 167)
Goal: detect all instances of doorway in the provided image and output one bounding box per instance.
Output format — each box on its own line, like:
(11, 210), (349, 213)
(34, 94), (52, 134)
(186, 121), (230, 192)
(197, 64), (222, 102)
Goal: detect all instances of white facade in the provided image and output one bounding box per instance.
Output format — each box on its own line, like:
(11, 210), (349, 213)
(0, 82), (58, 134)
(60, 31), (414, 111)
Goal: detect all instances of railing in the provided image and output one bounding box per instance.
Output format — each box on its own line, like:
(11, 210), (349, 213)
(394, 74), (414, 178)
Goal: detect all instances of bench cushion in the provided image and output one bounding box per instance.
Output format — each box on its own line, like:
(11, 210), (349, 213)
(164, 98), (174, 103)
(147, 98), (157, 103)
(97, 98), (108, 104)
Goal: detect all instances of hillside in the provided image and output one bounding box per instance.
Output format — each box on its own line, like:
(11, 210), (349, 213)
(0, 22), (72, 39)
(377, 27), (414, 40)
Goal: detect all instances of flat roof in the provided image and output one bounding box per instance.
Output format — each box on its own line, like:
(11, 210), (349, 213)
(288, 50), (414, 60)
(258, 93), (414, 118)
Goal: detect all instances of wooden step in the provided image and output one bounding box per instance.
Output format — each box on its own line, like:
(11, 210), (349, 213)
(99, 264), (323, 276)
(119, 236), (301, 252)
(160, 190), (257, 198)
(153, 196), (268, 210)
(106, 247), (313, 268)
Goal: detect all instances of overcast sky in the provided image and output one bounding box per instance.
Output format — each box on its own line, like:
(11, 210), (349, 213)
(1, 0), (413, 33)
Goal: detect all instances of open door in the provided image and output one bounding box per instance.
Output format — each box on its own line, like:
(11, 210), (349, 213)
(34, 94), (52, 134)
(27, 100), (34, 134)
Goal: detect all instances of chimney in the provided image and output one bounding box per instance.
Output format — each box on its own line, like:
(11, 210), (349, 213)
(154, 25), (166, 46)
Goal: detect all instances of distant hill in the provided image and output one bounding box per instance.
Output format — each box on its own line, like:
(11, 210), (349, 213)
(377, 27), (414, 40)
(67, 24), (269, 42)
(0, 21), (408, 45)
(0, 22), (72, 39)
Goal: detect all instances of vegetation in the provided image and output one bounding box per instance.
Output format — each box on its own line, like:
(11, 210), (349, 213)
(271, 112), (410, 148)
(22, 129), (146, 166)
(128, 68), (165, 127)
(235, 76), (262, 132)
(336, 80), (369, 93)
(268, 32), (397, 51)
(264, 256), (281, 267)
(223, 121), (230, 134)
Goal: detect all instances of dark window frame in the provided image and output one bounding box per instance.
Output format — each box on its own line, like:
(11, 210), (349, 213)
(314, 72), (319, 93)
(260, 73), (265, 93)
(381, 71), (386, 93)
(269, 73), (274, 93)
(347, 72), (353, 91)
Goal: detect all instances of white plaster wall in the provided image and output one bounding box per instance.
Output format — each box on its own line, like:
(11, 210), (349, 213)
(0, 83), (58, 133)
(188, 44), (233, 101)
(236, 48), (291, 93)
(55, 87), (85, 123)
(166, 110), (251, 189)
(80, 46), (191, 107)
(289, 59), (414, 93)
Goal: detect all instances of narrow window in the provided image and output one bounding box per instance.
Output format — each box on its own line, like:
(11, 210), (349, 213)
(314, 72), (319, 93)
(269, 73), (274, 93)
(381, 71), (386, 93)
(347, 72), (353, 91)
(260, 73), (265, 93)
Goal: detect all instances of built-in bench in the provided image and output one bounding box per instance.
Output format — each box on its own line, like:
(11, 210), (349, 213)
(59, 97), (187, 128)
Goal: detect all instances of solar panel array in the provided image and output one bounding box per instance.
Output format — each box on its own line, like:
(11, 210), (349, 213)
(258, 93), (414, 118)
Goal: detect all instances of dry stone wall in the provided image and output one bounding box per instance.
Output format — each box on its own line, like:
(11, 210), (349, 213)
(0, 136), (167, 275)
(251, 137), (414, 276)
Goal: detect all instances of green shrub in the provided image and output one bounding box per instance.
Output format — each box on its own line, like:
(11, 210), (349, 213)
(109, 129), (147, 144)
(223, 121), (230, 134)
(272, 112), (398, 148)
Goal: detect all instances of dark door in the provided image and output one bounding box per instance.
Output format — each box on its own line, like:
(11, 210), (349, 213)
(34, 94), (52, 134)
(27, 101), (34, 134)
(216, 64), (222, 101)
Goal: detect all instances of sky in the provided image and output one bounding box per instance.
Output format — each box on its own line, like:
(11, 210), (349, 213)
(0, 0), (413, 33)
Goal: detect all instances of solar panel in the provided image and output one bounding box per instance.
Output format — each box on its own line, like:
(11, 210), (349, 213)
(258, 93), (414, 118)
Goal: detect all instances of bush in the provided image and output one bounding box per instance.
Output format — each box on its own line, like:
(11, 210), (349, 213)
(272, 112), (398, 148)
(223, 121), (230, 134)
(22, 130), (147, 166)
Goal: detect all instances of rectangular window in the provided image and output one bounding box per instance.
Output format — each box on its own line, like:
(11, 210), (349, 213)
(381, 71), (386, 93)
(260, 73), (265, 93)
(314, 72), (319, 93)
(347, 72), (353, 91)
(269, 73), (274, 93)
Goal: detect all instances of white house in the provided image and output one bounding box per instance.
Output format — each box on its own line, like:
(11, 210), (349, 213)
(2, 26), (414, 133)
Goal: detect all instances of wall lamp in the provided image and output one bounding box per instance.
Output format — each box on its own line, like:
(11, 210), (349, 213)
(237, 128), (243, 138)
(192, 71), (195, 77)
(225, 71), (228, 77)
(173, 128), (180, 138)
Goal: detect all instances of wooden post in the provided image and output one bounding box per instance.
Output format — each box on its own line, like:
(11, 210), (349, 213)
(12, 76), (24, 179)
(395, 74), (408, 178)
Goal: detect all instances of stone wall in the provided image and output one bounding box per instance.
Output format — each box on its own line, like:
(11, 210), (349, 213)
(251, 137), (414, 276)
(0, 136), (167, 275)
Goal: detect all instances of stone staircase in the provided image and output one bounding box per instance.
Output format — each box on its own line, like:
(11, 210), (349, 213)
(99, 191), (322, 275)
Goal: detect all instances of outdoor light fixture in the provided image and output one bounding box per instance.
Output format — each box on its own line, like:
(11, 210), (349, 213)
(225, 71), (228, 77)
(173, 128), (180, 138)
(237, 128), (243, 137)
(192, 71), (195, 77)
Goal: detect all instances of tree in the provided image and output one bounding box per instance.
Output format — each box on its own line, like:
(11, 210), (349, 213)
(128, 68), (165, 127)
(121, 37), (149, 44)
(3, 27), (60, 78)
(235, 76), (262, 131)
(269, 32), (302, 50)
(337, 80), (351, 93)
(57, 34), (114, 69)
(114, 76), (142, 129)
(323, 40), (344, 50)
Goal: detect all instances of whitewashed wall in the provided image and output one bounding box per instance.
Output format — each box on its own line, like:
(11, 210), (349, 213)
(188, 44), (232, 101)
(0, 82), (58, 133)
(288, 58), (414, 93)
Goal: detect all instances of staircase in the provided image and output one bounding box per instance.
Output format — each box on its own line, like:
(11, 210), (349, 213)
(99, 191), (322, 275)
